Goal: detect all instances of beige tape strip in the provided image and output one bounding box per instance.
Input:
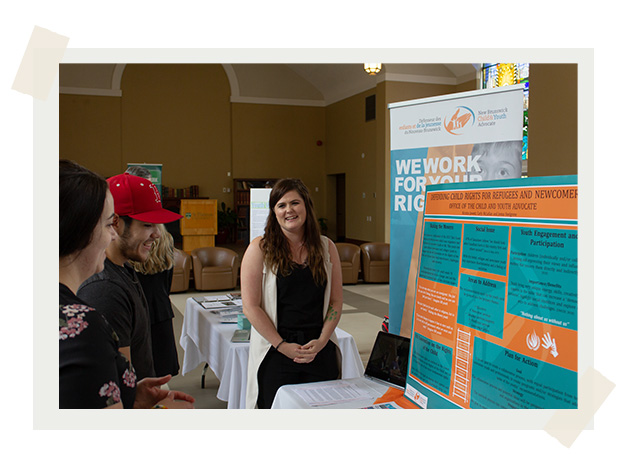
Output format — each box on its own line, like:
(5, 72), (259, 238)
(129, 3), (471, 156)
(544, 367), (615, 447)
(12, 25), (69, 100)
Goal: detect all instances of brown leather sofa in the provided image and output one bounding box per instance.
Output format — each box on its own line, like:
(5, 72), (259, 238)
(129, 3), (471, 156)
(360, 242), (390, 283)
(170, 248), (192, 293)
(335, 242), (361, 285)
(190, 246), (240, 291)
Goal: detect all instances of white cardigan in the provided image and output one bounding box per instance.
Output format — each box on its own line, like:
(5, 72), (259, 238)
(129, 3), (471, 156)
(245, 236), (342, 409)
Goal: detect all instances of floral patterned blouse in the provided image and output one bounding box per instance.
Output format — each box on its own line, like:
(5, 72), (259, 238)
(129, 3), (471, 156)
(59, 284), (137, 408)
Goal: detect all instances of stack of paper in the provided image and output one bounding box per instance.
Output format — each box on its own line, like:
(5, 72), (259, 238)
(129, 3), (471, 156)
(361, 402), (403, 409)
(194, 296), (244, 323)
(293, 381), (372, 407)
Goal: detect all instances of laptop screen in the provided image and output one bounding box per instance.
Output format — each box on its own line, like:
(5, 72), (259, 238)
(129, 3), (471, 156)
(364, 331), (411, 388)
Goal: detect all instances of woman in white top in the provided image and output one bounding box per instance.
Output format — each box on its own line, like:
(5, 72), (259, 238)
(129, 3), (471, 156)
(241, 178), (343, 408)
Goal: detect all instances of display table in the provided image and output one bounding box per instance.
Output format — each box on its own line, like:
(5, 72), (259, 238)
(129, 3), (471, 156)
(271, 377), (392, 409)
(180, 297), (365, 409)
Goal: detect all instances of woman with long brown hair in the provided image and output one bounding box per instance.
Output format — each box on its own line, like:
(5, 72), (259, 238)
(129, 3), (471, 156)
(241, 178), (343, 408)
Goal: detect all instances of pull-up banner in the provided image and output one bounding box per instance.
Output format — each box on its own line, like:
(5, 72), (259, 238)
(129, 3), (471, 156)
(250, 188), (271, 243)
(389, 85), (525, 336)
(127, 163), (163, 196)
(403, 175), (578, 409)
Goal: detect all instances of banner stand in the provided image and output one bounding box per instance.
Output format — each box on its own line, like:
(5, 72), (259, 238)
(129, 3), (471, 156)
(389, 85), (525, 336)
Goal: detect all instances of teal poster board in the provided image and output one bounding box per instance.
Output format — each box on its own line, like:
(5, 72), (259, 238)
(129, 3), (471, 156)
(403, 175), (578, 409)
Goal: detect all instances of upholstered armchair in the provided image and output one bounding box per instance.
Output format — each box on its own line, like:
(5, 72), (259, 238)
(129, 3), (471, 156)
(335, 242), (361, 285)
(190, 246), (240, 291)
(360, 242), (390, 283)
(170, 248), (192, 293)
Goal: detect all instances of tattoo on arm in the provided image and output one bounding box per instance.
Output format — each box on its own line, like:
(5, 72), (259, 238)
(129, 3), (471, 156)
(325, 304), (338, 322)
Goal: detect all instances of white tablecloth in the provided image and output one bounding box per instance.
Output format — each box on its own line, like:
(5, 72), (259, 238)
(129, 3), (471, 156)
(180, 298), (365, 409)
(271, 377), (392, 409)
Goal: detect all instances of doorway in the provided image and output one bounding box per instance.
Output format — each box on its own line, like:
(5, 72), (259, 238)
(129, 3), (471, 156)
(335, 174), (346, 242)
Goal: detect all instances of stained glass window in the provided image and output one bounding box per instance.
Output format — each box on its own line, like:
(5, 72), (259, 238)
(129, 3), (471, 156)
(482, 63), (529, 164)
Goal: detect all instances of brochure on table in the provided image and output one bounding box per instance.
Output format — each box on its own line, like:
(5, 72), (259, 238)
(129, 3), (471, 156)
(404, 175), (578, 409)
(389, 85), (525, 335)
(193, 294), (243, 323)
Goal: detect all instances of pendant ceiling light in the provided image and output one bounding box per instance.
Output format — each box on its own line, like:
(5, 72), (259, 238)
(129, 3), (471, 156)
(364, 63), (382, 75)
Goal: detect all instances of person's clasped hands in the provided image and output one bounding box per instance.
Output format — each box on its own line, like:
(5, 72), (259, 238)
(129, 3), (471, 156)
(133, 374), (195, 409)
(277, 338), (328, 364)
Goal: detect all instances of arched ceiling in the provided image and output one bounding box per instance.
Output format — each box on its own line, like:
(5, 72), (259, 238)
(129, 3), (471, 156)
(59, 63), (480, 105)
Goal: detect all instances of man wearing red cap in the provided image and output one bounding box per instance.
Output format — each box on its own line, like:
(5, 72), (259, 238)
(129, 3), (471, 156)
(78, 174), (182, 380)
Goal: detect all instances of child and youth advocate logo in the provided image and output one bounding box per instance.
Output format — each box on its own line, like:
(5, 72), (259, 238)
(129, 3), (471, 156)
(444, 106), (475, 135)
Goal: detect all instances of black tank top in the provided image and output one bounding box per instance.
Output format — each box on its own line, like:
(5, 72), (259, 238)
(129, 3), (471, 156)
(276, 263), (326, 343)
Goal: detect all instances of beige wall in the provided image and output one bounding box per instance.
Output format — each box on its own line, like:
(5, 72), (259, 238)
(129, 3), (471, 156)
(61, 64), (235, 208)
(60, 63), (578, 244)
(325, 89), (378, 241)
(527, 64), (578, 177)
(60, 64), (327, 217)
(59, 94), (122, 178)
(231, 102), (326, 213)
(120, 64), (232, 206)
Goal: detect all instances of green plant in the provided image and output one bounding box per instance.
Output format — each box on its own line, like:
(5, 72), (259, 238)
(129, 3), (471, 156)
(318, 217), (328, 235)
(218, 202), (237, 228)
(216, 202), (238, 244)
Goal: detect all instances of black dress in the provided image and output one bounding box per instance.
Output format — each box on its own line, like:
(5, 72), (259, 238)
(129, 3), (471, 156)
(59, 284), (137, 408)
(256, 264), (339, 408)
(135, 268), (180, 377)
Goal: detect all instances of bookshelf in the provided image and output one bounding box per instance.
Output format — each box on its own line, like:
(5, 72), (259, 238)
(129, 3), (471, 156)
(234, 178), (277, 244)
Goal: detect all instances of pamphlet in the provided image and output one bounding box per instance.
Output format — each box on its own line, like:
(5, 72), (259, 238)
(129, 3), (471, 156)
(198, 301), (228, 309)
(194, 296), (243, 316)
(220, 315), (240, 324)
(362, 402), (403, 409)
(231, 329), (250, 343)
(292, 381), (372, 407)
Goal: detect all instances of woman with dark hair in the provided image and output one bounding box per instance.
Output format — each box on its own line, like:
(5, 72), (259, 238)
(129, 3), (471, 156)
(59, 159), (194, 409)
(242, 178), (343, 408)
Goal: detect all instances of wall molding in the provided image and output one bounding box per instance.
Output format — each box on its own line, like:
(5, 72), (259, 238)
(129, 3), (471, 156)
(221, 64), (240, 98)
(59, 65), (480, 105)
(230, 95), (326, 107)
(59, 87), (122, 97)
(383, 72), (457, 86)
(112, 64), (126, 92)
(383, 71), (479, 86)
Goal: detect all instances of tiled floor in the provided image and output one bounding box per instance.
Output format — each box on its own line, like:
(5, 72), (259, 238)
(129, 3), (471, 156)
(167, 281), (389, 409)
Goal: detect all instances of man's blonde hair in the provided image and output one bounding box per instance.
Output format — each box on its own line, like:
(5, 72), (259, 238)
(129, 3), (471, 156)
(129, 223), (175, 274)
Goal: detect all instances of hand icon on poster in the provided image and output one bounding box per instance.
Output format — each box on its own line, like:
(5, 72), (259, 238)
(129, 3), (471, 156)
(542, 333), (559, 358)
(526, 330), (541, 351)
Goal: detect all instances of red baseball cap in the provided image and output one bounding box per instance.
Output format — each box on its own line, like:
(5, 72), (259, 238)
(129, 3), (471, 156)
(107, 173), (182, 224)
